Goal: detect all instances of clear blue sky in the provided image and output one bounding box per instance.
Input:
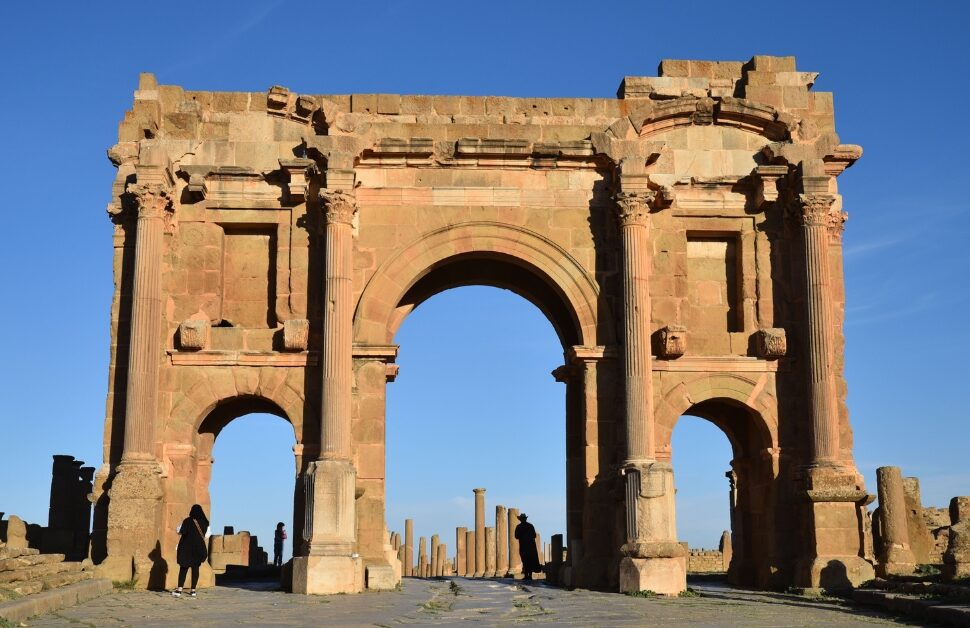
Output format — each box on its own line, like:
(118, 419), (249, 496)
(1, 1), (968, 557)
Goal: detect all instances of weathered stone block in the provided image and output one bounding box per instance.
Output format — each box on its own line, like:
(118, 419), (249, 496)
(657, 325), (687, 359)
(756, 328), (786, 359)
(283, 319), (309, 351)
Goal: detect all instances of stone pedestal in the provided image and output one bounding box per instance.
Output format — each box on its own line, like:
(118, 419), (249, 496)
(619, 555), (687, 596)
(797, 468), (875, 589)
(292, 555), (363, 594)
(291, 459), (362, 594)
(98, 461), (165, 587)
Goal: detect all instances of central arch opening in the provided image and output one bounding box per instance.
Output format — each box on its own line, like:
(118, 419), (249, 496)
(386, 285), (566, 576)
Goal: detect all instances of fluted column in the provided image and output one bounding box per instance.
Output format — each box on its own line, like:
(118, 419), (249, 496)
(320, 189), (358, 460)
(614, 189), (686, 596)
(292, 187), (363, 594)
(798, 194), (843, 466)
(121, 183), (171, 463)
(405, 519), (414, 577)
(615, 191), (656, 467)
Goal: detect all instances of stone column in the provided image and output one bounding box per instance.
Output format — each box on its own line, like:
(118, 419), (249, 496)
(614, 190), (685, 596)
(293, 187), (363, 595)
(944, 496), (970, 581)
(456, 527), (467, 576)
(465, 530), (475, 577)
(508, 507), (522, 575)
(496, 506), (508, 577)
(485, 527), (497, 577)
(404, 519), (414, 577)
(875, 466), (916, 576)
(474, 488), (486, 577)
(418, 537), (427, 577)
(431, 534), (440, 577)
(793, 189), (873, 589)
(798, 193), (842, 466)
(101, 177), (172, 585)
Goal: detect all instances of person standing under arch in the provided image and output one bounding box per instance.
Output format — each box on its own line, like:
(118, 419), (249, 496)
(172, 504), (208, 598)
(513, 513), (542, 581)
(273, 522), (287, 567)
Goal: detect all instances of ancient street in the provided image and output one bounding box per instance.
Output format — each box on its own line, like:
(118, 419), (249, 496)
(26, 578), (907, 627)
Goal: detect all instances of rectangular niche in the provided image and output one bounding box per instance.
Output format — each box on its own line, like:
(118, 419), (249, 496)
(221, 227), (277, 328)
(686, 235), (741, 336)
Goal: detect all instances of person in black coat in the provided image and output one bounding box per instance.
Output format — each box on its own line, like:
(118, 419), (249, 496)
(172, 504), (209, 597)
(513, 513), (542, 581)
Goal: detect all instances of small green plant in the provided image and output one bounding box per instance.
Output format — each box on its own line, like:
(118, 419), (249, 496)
(448, 581), (463, 596)
(0, 618), (18, 628)
(678, 587), (699, 598)
(626, 589), (658, 598)
(112, 577), (137, 591)
(916, 564), (941, 576)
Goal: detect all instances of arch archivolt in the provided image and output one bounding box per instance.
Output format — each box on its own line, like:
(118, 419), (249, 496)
(654, 371), (779, 458)
(353, 221), (613, 347)
(166, 366), (308, 444)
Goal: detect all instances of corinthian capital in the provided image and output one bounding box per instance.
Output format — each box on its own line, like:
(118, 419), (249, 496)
(129, 183), (173, 219)
(320, 189), (358, 225)
(614, 191), (656, 226)
(797, 193), (836, 227)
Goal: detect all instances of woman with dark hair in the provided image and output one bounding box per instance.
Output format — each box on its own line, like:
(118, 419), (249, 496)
(172, 504), (209, 598)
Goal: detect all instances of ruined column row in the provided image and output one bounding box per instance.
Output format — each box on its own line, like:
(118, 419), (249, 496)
(390, 488), (565, 580)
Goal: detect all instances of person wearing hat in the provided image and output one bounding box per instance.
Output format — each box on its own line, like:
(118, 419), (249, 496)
(513, 513), (542, 581)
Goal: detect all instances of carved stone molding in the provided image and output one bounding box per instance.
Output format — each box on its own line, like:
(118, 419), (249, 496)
(178, 319), (209, 351)
(657, 325), (687, 359)
(753, 165), (788, 207)
(614, 191), (657, 226)
(320, 189), (358, 225)
(283, 319), (310, 351)
(280, 159), (317, 204)
(756, 328), (787, 359)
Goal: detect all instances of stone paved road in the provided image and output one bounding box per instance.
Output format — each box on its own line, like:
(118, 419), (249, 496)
(25, 578), (913, 627)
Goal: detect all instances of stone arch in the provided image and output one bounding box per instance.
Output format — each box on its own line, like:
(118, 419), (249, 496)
(167, 367), (311, 445)
(630, 96), (790, 141)
(654, 373), (778, 459)
(354, 221), (614, 348)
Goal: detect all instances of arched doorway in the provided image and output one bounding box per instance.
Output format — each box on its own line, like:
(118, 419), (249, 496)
(660, 395), (778, 588)
(385, 285), (566, 574)
(156, 395), (306, 589)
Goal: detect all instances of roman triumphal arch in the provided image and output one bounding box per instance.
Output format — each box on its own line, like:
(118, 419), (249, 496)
(95, 55), (875, 595)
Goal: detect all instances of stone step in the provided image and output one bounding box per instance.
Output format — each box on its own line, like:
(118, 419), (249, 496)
(0, 553), (66, 572)
(0, 568), (93, 600)
(853, 588), (970, 627)
(0, 560), (83, 585)
(0, 546), (40, 561)
(0, 578), (112, 624)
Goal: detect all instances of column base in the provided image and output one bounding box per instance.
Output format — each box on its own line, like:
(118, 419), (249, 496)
(799, 555), (875, 590)
(292, 555), (363, 594)
(99, 461), (165, 589)
(365, 562), (397, 590)
(618, 556), (686, 596)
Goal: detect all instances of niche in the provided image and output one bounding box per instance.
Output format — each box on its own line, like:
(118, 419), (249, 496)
(221, 227), (277, 328)
(686, 235), (740, 336)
